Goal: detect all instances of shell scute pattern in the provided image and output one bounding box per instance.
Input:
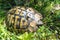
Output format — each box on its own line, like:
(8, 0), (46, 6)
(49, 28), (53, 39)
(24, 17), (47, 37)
(6, 6), (43, 32)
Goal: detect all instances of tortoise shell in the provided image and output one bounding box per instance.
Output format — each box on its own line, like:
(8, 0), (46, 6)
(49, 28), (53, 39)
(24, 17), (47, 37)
(6, 6), (43, 32)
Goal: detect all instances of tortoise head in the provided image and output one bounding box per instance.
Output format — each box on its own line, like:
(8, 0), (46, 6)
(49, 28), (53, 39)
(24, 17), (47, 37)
(26, 8), (43, 25)
(34, 13), (43, 26)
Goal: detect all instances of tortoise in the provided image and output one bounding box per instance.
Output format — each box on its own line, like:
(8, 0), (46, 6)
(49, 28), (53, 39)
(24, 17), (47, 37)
(5, 6), (43, 33)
